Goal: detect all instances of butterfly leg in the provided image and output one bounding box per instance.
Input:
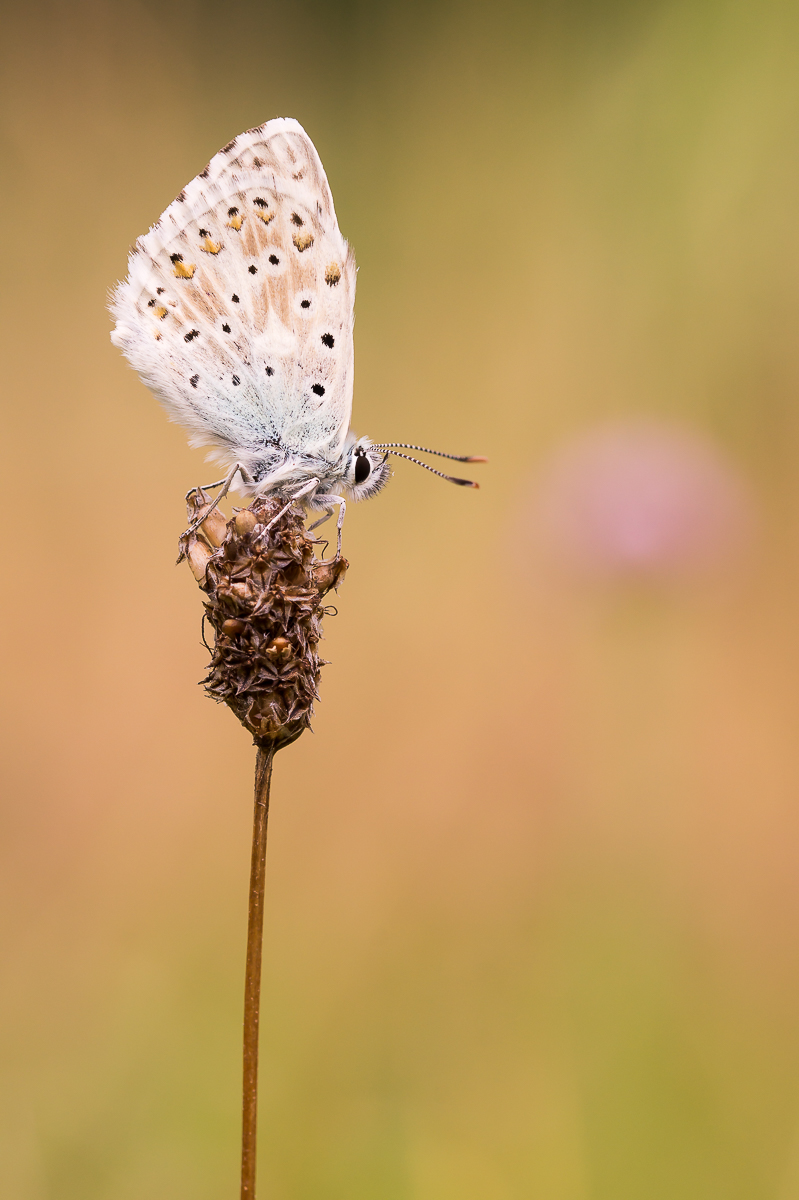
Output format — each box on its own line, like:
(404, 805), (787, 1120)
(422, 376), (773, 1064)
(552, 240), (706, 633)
(310, 494), (346, 558)
(262, 478), (321, 536)
(183, 462), (253, 539)
(307, 508), (333, 532)
(184, 477), (227, 504)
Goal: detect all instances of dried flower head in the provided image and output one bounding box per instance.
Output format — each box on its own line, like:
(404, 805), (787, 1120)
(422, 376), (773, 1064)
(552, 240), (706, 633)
(180, 490), (347, 751)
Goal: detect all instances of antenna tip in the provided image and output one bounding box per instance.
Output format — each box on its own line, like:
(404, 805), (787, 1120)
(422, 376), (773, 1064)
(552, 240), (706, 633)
(465, 456), (488, 463)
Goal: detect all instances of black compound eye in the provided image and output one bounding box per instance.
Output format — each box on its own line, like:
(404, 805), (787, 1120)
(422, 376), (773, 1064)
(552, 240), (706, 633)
(354, 453), (371, 485)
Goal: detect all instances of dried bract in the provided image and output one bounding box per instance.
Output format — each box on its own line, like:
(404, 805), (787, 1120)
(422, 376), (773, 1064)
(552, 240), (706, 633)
(180, 490), (347, 750)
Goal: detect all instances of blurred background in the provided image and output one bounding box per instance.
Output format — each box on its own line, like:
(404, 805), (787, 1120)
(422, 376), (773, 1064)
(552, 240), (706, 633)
(4, 0), (799, 1196)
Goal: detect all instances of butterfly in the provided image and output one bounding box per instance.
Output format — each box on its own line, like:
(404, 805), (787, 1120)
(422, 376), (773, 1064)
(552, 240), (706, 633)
(110, 118), (484, 552)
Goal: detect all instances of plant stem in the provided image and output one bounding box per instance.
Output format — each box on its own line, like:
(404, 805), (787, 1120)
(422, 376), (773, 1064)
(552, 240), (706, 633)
(241, 743), (275, 1200)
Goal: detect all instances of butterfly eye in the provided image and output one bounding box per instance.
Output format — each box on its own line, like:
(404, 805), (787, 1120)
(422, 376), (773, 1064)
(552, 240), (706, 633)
(354, 454), (371, 485)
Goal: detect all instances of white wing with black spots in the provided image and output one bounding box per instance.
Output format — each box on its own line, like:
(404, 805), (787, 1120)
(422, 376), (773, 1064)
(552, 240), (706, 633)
(110, 118), (356, 476)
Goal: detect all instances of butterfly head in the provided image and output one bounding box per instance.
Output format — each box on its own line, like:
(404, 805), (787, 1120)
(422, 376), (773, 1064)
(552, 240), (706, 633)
(343, 436), (391, 501)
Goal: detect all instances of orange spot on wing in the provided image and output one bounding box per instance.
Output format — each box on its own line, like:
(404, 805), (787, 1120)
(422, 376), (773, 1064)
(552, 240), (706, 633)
(173, 260), (196, 279)
(293, 232), (314, 252)
(201, 237), (222, 254)
(324, 263), (341, 285)
(226, 214), (244, 231)
(153, 305), (168, 319)
(256, 210), (275, 226)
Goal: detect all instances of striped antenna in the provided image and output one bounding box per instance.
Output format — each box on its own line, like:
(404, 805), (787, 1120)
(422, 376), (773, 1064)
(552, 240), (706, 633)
(383, 450), (479, 488)
(371, 442), (487, 464)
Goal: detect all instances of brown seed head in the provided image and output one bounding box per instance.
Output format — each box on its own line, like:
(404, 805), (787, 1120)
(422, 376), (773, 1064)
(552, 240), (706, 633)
(195, 502), (229, 548)
(234, 509), (258, 536)
(180, 490), (347, 750)
(186, 538), (214, 582)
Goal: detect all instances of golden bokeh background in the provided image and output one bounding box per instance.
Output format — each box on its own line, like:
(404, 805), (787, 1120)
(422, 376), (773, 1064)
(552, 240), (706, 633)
(5, 1), (799, 1196)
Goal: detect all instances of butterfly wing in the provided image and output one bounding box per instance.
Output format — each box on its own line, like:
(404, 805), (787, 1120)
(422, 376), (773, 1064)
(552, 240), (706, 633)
(110, 118), (356, 471)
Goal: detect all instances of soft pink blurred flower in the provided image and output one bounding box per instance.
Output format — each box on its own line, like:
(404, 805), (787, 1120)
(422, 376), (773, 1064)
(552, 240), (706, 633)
(529, 420), (755, 581)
